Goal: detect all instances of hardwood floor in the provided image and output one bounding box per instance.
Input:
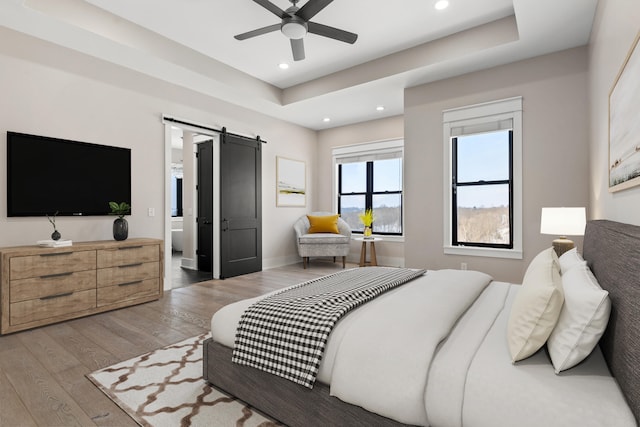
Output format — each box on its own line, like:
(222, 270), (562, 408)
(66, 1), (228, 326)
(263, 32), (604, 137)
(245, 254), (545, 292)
(0, 260), (350, 426)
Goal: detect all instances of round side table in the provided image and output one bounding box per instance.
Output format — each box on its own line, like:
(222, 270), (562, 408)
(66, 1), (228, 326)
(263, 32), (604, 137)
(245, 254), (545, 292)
(354, 237), (382, 267)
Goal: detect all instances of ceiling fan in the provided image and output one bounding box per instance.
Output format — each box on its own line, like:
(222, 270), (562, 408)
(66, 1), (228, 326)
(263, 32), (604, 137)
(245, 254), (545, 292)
(234, 0), (358, 61)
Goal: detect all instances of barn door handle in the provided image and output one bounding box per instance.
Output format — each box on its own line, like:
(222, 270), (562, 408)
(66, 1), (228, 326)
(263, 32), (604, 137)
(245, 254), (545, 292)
(222, 219), (229, 231)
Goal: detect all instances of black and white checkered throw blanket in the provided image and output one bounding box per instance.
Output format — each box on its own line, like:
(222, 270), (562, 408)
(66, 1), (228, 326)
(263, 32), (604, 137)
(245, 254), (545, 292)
(232, 267), (426, 388)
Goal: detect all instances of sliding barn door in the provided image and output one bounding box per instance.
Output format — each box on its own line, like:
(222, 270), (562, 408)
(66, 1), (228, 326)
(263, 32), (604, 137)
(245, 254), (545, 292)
(219, 133), (262, 278)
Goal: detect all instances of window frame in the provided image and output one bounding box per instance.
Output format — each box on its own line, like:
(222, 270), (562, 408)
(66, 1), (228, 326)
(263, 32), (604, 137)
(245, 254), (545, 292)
(443, 97), (523, 259)
(451, 130), (514, 249)
(332, 139), (404, 240)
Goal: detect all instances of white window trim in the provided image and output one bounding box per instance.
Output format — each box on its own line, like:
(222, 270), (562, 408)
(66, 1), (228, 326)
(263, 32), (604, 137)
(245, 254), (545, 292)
(332, 139), (404, 163)
(332, 138), (405, 240)
(442, 97), (523, 259)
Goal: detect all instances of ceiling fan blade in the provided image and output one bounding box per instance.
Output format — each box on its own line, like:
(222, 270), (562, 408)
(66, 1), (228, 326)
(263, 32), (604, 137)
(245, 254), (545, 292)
(295, 0), (333, 21)
(253, 0), (289, 19)
(307, 22), (358, 44)
(291, 38), (305, 61)
(234, 23), (281, 40)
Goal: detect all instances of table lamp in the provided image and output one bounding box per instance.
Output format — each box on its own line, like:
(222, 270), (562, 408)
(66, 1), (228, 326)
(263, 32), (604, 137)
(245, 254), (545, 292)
(540, 207), (586, 256)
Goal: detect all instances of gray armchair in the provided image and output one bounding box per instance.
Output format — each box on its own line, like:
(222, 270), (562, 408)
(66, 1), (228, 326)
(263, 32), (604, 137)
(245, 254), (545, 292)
(294, 212), (351, 268)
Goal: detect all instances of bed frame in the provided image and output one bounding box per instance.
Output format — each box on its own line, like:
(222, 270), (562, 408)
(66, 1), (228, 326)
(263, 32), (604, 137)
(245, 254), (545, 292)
(203, 219), (640, 426)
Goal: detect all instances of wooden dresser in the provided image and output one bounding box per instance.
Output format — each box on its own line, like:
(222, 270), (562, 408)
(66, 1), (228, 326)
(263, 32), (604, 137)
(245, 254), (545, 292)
(0, 238), (163, 334)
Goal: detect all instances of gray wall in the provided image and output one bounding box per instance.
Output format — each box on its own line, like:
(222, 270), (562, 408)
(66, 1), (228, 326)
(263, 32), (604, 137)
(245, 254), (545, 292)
(404, 47), (589, 283)
(588, 0), (640, 224)
(0, 30), (317, 274)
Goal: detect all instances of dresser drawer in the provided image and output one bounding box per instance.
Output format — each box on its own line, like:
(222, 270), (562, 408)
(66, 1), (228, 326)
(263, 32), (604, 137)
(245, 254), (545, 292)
(10, 250), (96, 280)
(97, 261), (159, 287)
(97, 245), (159, 268)
(97, 278), (160, 307)
(10, 289), (96, 326)
(10, 270), (96, 303)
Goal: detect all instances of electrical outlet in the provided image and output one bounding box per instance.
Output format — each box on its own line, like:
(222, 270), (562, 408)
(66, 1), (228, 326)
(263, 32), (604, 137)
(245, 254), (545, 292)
(461, 262), (467, 270)
(148, 207), (155, 217)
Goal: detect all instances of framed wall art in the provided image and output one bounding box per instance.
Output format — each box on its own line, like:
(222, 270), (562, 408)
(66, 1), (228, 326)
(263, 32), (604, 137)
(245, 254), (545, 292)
(609, 31), (640, 192)
(276, 156), (306, 207)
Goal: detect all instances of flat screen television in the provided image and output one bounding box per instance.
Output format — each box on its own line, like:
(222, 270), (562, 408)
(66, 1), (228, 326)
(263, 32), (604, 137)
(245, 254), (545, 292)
(7, 132), (131, 217)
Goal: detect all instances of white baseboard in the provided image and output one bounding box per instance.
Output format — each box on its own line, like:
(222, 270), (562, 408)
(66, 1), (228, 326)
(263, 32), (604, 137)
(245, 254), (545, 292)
(263, 254), (302, 270)
(346, 254), (405, 268)
(378, 256), (405, 267)
(264, 254), (405, 269)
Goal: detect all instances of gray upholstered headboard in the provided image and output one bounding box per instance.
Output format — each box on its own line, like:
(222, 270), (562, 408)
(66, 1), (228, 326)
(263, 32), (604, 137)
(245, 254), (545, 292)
(583, 220), (640, 422)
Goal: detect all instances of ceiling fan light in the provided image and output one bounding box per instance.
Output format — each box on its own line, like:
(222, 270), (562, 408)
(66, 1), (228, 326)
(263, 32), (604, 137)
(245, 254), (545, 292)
(435, 0), (449, 10)
(281, 21), (307, 39)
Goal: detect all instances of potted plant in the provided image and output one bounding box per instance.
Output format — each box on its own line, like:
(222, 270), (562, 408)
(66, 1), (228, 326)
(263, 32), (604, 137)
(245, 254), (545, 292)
(358, 208), (375, 238)
(47, 211), (61, 241)
(109, 201), (131, 241)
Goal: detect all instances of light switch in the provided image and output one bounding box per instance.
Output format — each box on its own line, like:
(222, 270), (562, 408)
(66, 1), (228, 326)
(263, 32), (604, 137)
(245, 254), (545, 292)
(148, 208), (155, 217)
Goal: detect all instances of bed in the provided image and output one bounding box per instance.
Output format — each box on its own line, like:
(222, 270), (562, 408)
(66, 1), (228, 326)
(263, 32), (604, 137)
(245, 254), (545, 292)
(203, 219), (640, 426)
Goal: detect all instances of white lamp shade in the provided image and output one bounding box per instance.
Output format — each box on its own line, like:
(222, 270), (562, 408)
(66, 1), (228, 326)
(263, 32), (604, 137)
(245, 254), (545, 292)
(540, 207), (586, 236)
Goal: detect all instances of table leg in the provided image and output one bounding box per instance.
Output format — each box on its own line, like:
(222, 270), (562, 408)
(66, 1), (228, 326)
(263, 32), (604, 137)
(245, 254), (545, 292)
(359, 241), (367, 267)
(370, 241), (377, 266)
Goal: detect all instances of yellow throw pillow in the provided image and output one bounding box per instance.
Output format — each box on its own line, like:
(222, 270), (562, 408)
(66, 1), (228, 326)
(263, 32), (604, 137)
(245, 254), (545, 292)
(307, 214), (340, 234)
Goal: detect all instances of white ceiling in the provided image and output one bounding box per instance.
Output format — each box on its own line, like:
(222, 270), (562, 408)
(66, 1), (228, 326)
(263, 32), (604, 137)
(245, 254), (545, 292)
(1, 0), (597, 130)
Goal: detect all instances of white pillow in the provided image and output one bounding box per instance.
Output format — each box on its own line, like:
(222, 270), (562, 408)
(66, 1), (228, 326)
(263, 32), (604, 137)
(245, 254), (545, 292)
(507, 248), (564, 362)
(547, 264), (611, 373)
(558, 247), (587, 274)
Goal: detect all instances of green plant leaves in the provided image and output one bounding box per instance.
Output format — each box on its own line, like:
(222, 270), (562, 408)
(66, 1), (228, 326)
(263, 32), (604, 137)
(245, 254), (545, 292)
(109, 201), (131, 218)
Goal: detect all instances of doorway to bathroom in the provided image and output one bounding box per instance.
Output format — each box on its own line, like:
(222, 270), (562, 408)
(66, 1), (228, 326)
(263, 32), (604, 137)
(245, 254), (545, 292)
(166, 124), (218, 289)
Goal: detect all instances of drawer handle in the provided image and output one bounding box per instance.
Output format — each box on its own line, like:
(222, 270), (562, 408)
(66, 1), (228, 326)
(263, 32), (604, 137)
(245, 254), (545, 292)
(40, 292), (73, 301)
(118, 280), (143, 287)
(40, 252), (73, 257)
(117, 246), (143, 250)
(40, 272), (73, 279)
(118, 263), (143, 269)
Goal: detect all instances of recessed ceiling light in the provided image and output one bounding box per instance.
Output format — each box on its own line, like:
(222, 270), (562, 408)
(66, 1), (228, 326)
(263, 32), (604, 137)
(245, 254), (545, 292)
(323, 117), (331, 122)
(435, 0), (449, 10)
(278, 62), (289, 70)
(376, 105), (385, 111)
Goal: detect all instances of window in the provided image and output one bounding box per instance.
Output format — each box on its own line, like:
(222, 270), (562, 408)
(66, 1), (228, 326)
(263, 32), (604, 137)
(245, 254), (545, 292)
(443, 97), (522, 259)
(452, 130), (512, 248)
(333, 140), (403, 236)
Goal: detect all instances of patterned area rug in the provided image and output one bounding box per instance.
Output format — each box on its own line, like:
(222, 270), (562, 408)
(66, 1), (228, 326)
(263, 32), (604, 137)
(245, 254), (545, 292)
(87, 333), (278, 427)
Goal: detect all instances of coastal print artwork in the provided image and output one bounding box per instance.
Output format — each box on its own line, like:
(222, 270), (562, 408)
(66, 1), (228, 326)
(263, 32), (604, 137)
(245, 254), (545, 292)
(277, 156), (306, 206)
(609, 32), (640, 192)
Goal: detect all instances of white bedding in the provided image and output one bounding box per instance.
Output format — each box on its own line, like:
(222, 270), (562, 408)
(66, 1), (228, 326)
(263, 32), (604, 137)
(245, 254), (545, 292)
(426, 282), (636, 427)
(210, 269), (636, 427)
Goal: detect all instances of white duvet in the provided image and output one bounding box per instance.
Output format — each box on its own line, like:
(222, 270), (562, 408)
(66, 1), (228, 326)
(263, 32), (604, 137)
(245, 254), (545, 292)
(210, 269), (636, 427)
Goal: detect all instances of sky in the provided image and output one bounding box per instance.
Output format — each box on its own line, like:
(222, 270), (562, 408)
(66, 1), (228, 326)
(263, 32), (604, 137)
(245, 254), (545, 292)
(340, 158), (402, 209)
(456, 130), (510, 208)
